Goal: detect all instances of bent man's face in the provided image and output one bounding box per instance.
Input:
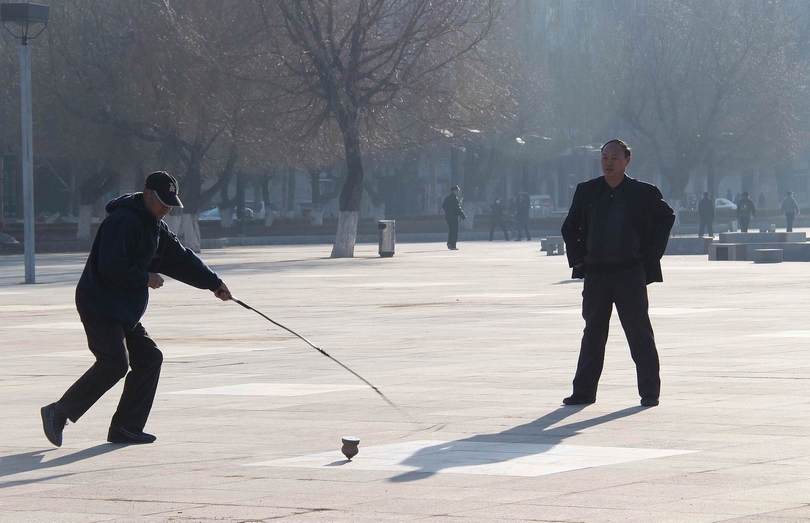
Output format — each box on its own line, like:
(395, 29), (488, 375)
(144, 190), (172, 221)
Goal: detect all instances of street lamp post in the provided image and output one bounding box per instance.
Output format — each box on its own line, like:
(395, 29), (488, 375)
(1, 3), (49, 284)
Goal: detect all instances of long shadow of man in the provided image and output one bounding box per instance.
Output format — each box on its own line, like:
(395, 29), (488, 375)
(390, 406), (645, 482)
(0, 445), (119, 489)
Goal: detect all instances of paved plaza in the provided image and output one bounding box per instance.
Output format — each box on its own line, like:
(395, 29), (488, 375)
(2, 239), (810, 522)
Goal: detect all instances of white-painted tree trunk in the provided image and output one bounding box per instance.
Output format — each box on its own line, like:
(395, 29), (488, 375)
(77, 204), (93, 240)
(331, 210), (358, 258)
(311, 205), (325, 225)
(164, 214), (181, 235)
(181, 214), (201, 253)
(221, 207), (235, 228)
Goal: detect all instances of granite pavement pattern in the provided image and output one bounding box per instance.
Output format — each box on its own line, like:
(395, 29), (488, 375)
(2, 241), (810, 522)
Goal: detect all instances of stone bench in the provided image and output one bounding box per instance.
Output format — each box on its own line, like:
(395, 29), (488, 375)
(709, 243), (746, 261)
(545, 236), (565, 256)
(753, 248), (783, 263)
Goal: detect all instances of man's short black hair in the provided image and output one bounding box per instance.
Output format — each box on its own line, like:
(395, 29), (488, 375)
(601, 139), (632, 158)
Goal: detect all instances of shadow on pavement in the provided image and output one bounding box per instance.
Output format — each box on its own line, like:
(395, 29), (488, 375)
(0, 444), (120, 488)
(389, 406), (645, 482)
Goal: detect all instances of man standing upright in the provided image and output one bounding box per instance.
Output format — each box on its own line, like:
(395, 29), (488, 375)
(40, 171), (232, 446)
(442, 185), (466, 250)
(561, 139), (675, 407)
(736, 191), (756, 232)
(781, 191), (800, 232)
(698, 192), (715, 238)
(514, 192), (531, 241)
(489, 197), (509, 241)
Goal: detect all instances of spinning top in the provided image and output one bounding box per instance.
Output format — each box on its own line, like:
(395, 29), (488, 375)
(341, 437), (360, 460)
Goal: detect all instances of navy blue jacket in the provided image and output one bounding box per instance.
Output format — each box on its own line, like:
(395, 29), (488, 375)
(75, 193), (222, 330)
(561, 175), (675, 284)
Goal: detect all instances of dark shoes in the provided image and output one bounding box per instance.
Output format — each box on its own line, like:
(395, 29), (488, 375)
(640, 397), (660, 407)
(41, 403), (68, 447)
(562, 395), (596, 406)
(107, 426), (157, 444)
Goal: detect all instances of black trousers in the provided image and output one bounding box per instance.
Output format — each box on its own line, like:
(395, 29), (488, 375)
(56, 322), (163, 430)
(786, 213), (795, 232)
(739, 216), (750, 232)
(515, 217), (531, 240)
(698, 218), (713, 237)
(572, 264), (660, 400)
(489, 219), (509, 240)
(446, 217), (459, 248)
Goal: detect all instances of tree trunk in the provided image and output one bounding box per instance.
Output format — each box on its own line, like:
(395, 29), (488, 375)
(311, 204), (325, 225)
(181, 213), (201, 253)
(331, 211), (359, 258)
(332, 113), (364, 258)
(220, 206), (235, 228)
(164, 214), (182, 235)
(77, 204), (93, 240)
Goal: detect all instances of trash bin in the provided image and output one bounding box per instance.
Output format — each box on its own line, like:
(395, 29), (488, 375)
(378, 220), (395, 257)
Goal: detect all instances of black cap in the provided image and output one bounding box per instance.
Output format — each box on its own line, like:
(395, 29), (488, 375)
(145, 171), (183, 207)
(451, 185), (460, 191)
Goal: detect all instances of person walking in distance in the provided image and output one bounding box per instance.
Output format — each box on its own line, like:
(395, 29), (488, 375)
(781, 191), (800, 232)
(40, 171), (232, 446)
(698, 192), (715, 238)
(561, 139), (675, 407)
(442, 185), (466, 250)
(489, 197), (509, 241)
(736, 191), (756, 232)
(514, 192), (531, 241)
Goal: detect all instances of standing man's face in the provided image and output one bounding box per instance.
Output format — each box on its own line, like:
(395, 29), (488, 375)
(601, 143), (631, 185)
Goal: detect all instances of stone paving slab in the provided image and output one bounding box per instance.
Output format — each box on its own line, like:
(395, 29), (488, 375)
(2, 241), (810, 522)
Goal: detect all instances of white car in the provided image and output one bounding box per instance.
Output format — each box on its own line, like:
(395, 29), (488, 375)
(715, 198), (737, 210)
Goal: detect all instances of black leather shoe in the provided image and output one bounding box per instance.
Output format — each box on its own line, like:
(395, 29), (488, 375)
(107, 426), (157, 444)
(562, 395), (596, 406)
(41, 403), (68, 447)
(640, 397), (659, 407)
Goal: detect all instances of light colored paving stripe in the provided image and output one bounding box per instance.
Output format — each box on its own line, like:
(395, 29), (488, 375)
(40, 346), (280, 358)
(539, 307), (732, 315)
(247, 440), (695, 477)
(0, 321), (83, 330)
(747, 330), (810, 338)
(165, 382), (368, 396)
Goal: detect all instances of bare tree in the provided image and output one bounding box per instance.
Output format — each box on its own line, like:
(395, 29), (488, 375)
(617, 0), (810, 200)
(255, 0), (502, 257)
(41, 0), (267, 250)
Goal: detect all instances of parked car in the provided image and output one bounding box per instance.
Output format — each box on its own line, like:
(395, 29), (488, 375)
(198, 202), (262, 221)
(529, 194), (555, 218)
(715, 198), (737, 210)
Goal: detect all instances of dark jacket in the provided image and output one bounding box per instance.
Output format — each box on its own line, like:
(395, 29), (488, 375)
(698, 196), (715, 220)
(442, 193), (466, 221)
(561, 175), (675, 284)
(516, 195), (530, 219)
(75, 193), (222, 330)
(490, 200), (505, 222)
(736, 197), (756, 219)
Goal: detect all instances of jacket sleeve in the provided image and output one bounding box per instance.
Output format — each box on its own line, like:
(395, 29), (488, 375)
(96, 211), (150, 290)
(149, 226), (222, 291)
(645, 186), (675, 261)
(561, 184), (587, 269)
